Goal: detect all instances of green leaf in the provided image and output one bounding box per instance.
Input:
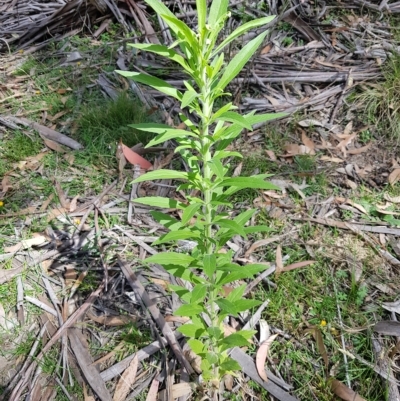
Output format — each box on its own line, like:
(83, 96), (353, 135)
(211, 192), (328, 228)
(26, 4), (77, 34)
(207, 326), (223, 339)
(226, 284), (246, 303)
(150, 211), (181, 229)
(218, 264), (267, 285)
(188, 338), (205, 356)
(216, 177), (280, 190)
(215, 299), (237, 316)
(244, 111), (288, 125)
(132, 170), (188, 183)
(146, 252), (194, 266)
(164, 265), (206, 284)
(211, 102), (235, 123)
(219, 358), (241, 372)
(174, 304), (204, 317)
(131, 197), (185, 209)
(217, 30), (268, 91)
(168, 284), (190, 300)
(219, 333), (251, 351)
(232, 299), (262, 313)
(203, 254), (217, 278)
(243, 225), (272, 234)
(152, 229), (200, 245)
(217, 111), (252, 130)
(116, 71), (182, 100)
(181, 203), (202, 225)
(208, 159), (225, 180)
(206, 352), (219, 365)
(144, 0), (176, 20)
(216, 219), (247, 237)
(130, 43), (191, 72)
(181, 90), (199, 108)
(196, 0), (207, 30)
(208, 0), (229, 28)
(233, 209), (256, 226)
(213, 16), (275, 55)
(191, 284), (207, 304)
(162, 15), (199, 54)
(177, 323), (206, 338)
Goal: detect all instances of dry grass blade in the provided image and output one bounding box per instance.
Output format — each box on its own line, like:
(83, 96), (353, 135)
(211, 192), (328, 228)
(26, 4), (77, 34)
(275, 245), (283, 277)
(281, 260), (315, 272)
(68, 328), (112, 401)
(113, 355), (139, 401)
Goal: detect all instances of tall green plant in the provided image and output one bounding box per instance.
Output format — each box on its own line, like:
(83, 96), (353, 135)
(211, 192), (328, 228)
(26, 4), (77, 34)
(117, 0), (284, 385)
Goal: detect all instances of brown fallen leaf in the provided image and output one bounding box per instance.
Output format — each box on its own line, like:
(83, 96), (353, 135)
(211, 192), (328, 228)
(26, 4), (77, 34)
(306, 327), (328, 369)
(1, 175), (11, 194)
(384, 193), (400, 203)
(55, 181), (70, 209)
(388, 168), (400, 185)
(281, 260), (315, 272)
(86, 311), (135, 326)
(44, 138), (67, 153)
(347, 142), (372, 155)
(320, 155), (343, 163)
(244, 237), (281, 258)
(4, 235), (47, 253)
(275, 245), (283, 277)
(335, 197), (368, 215)
(255, 333), (279, 382)
(301, 130), (316, 155)
(329, 378), (367, 401)
(121, 142), (152, 170)
(113, 355), (139, 401)
(265, 150), (277, 161)
(145, 377), (160, 401)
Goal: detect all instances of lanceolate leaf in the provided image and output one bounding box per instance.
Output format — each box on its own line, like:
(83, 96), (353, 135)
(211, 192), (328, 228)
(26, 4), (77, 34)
(216, 177), (280, 190)
(244, 112), (287, 125)
(152, 229), (200, 245)
(208, 0), (229, 28)
(181, 203), (202, 225)
(217, 111), (252, 130)
(196, 0), (207, 30)
(132, 170), (188, 183)
(130, 44), (191, 72)
(175, 304), (204, 317)
(213, 16), (275, 55)
(217, 30), (268, 91)
(116, 71), (182, 100)
(131, 197), (185, 209)
(216, 219), (246, 237)
(146, 252), (194, 266)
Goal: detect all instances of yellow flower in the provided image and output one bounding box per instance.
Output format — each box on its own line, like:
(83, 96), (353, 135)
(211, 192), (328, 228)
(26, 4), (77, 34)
(74, 218), (81, 225)
(19, 49), (24, 54)
(320, 320), (327, 327)
(0, 201), (3, 207)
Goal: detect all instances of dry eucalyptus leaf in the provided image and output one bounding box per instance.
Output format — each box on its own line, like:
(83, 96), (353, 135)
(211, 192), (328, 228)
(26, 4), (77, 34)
(301, 130), (316, 154)
(388, 168), (400, 185)
(347, 142), (372, 155)
(281, 260), (315, 272)
(275, 245), (283, 277)
(265, 150), (277, 161)
(255, 333), (279, 382)
(113, 355), (139, 401)
(320, 156), (343, 163)
(259, 319), (271, 343)
(4, 235), (47, 253)
(329, 378), (366, 401)
(44, 138), (67, 153)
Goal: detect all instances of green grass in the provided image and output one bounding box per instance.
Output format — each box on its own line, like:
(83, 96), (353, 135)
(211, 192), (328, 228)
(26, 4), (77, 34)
(356, 53), (400, 141)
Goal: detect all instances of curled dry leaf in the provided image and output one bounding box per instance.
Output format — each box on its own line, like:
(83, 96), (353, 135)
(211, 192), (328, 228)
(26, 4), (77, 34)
(121, 142), (152, 170)
(388, 168), (400, 185)
(320, 155), (343, 163)
(255, 333), (279, 382)
(113, 355), (139, 401)
(384, 193), (400, 203)
(335, 197), (368, 215)
(232, 162), (243, 177)
(329, 378), (366, 401)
